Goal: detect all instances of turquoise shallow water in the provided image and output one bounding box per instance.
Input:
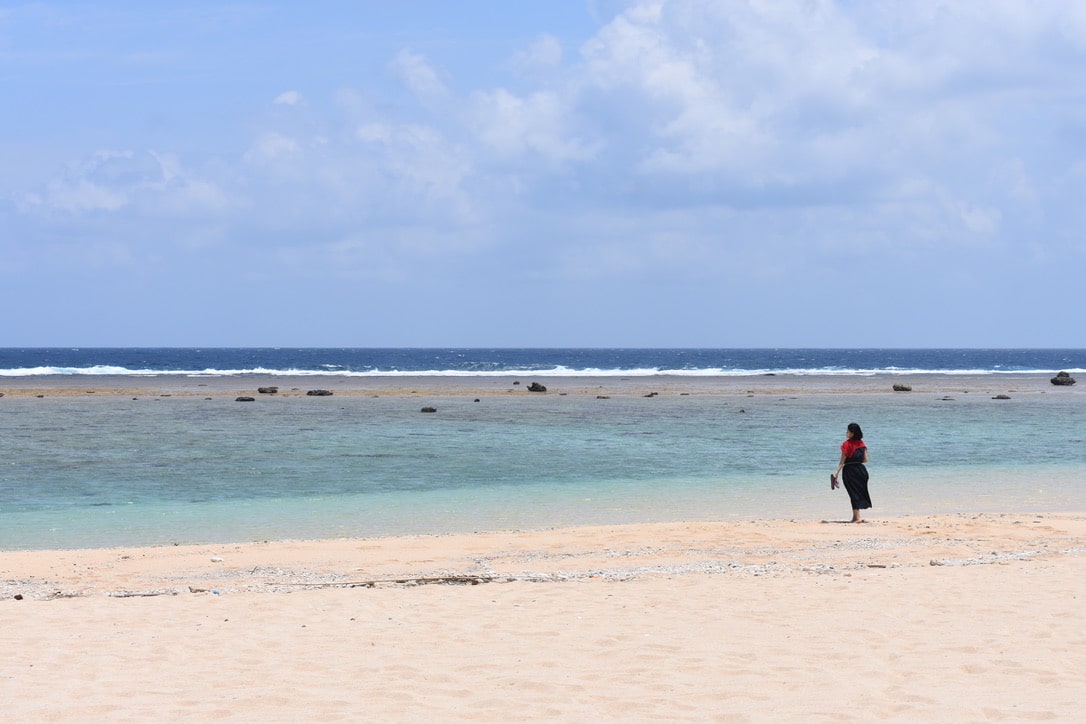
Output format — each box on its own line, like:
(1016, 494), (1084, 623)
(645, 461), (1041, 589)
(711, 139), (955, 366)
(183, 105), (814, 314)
(2, 389), (1084, 549)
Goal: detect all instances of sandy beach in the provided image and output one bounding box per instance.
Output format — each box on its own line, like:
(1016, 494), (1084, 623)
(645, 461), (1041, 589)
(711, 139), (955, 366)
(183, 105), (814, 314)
(3, 512), (1084, 721)
(3, 372), (1084, 720)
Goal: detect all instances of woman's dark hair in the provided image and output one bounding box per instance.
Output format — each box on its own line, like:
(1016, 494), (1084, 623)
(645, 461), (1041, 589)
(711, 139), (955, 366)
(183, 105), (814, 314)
(847, 422), (863, 440)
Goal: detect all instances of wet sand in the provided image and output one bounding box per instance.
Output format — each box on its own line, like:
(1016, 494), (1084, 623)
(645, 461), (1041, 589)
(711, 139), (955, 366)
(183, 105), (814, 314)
(0, 371), (1068, 399)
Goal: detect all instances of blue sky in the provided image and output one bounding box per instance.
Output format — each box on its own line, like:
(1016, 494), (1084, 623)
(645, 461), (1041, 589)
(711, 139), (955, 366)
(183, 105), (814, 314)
(2, 1), (1084, 347)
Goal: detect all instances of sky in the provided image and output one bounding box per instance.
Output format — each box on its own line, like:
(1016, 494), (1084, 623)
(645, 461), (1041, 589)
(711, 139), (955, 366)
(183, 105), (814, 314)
(2, 1), (1085, 348)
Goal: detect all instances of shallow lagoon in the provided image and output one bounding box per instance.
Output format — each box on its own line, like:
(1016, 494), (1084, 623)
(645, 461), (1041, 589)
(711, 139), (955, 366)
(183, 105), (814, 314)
(2, 385), (1084, 549)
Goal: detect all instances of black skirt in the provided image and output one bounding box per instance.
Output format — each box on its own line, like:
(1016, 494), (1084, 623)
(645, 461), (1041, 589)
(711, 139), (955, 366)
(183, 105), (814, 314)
(842, 463), (871, 510)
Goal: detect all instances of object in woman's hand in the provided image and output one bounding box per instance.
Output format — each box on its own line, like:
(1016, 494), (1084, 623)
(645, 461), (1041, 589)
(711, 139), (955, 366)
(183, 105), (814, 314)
(830, 474), (839, 489)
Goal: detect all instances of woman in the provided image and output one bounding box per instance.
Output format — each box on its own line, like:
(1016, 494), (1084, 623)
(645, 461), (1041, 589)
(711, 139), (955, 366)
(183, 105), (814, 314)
(831, 422), (871, 523)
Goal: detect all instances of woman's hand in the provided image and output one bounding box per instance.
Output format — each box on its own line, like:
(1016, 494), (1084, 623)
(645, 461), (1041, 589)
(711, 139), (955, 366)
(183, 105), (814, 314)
(830, 473), (839, 489)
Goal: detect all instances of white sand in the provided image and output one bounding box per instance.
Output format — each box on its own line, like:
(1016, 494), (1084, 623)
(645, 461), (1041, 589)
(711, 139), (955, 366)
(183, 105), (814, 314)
(2, 513), (1084, 721)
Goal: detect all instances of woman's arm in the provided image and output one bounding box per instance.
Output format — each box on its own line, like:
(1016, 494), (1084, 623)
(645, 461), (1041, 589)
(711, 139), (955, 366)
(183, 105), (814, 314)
(834, 452), (846, 476)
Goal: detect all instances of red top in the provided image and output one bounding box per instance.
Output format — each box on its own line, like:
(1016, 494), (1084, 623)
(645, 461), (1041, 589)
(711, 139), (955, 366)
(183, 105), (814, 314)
(841, 439), (867, 459)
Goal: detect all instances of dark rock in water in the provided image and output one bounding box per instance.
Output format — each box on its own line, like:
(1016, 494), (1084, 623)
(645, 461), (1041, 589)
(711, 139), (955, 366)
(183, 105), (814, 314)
(258, 386), (278, 394)
(644, 391), (659, 397)
(306, 389), (334, 396)
(893, 384), (912, 392)
(527, 382), (547, 392)
(420, 406), (437, 413)
(992, 394), (1011, 400)
(235, 396), (255, 402)
(1051, 371), (1076, 386)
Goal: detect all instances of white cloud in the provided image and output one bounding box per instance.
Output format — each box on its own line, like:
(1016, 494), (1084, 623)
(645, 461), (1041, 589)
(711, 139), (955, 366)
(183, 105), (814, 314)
(249, 132), (301, 160)
(148, 150), (181, 184)
(212, 0), (1086, 273)
(19, 147), (230, 224)
(579, 1), (885, 176)
(390, 49), (449, 104)
(274, 90), (302, 106)
(46, 178), (129, 212)
(511, 33), (563, 72)
(356, 123), (392, 143)
(12, 0), (1086, 318)
(958, 204), (1002, 235)
(30, 150), (138, 212)
(469, 88), (597, 163)
(380, 124), (473, 205)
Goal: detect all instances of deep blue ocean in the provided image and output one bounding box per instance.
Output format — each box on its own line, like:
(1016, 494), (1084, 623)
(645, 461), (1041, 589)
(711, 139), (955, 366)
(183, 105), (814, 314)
(1, 347), (1084, 377)
(2, 349), (1084, 550)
